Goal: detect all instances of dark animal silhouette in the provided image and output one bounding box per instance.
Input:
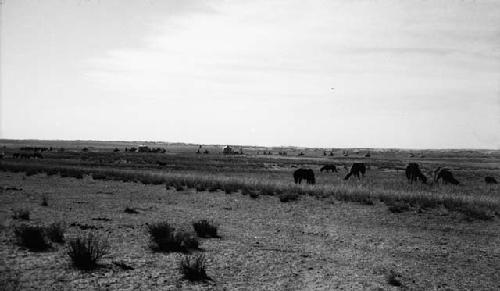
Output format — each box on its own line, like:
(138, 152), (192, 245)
(157, 161), (167, 167)
(320, 165), (338, 173)
(485, 177), (497, 184)
(293, 169), (315, 184)
(13, 153), (20, 159)
(33, 152), (43, 159)
(405, 163), (427, 184)
(436, 169), (459, 185)
(344, 163), (366, 180)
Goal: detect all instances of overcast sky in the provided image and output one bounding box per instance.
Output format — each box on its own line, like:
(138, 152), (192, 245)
(1, 0), (499, 149)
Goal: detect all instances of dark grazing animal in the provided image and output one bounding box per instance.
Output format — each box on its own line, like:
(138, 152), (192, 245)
(344, 163), (366, 180)
(293, 169), (315, 184)
(485, 177), (498, 184)
(436, 169), (459, 185)
(320, 165), (338, 173)
(33, 152), (43, 159)
(405, 163), (427, 184)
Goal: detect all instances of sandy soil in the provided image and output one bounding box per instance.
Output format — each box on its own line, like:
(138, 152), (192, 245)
(1, 172), (499, 290)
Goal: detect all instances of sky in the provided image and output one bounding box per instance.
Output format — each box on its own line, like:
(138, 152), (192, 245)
(1, 0), (499, 149)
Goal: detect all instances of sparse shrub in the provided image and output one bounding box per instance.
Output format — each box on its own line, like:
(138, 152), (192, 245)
(279, 193), (299, 202)
(241, 187), (252, 196)
(459, 206), (495, 221)
(41, 195), (49, 206)
(12, 209), (30, 220)
(195, 184), (206, 192)
(113, 261), (134, 270)
(46, 222), (65, 243)
(208, 185), (219, 192)
(67, 233), (109, 270)
(359, 197), (375, 205)
(386, 270), (403, 287)
(387, 202), (410, 213)
(92, 173), (107, 180)
(192, 220), (219, 238)
(14, 224), (50, 251)
(124, 207), (139, 214)
(147, 222), (199, 252)
(0, 268), (21, 291)
(25, 169), (39, 177)
(249, 191), (260, 199)
(179, 254), (211, 282)
(46, 169), (59, 176)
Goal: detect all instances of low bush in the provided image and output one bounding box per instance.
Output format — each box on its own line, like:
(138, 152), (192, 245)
(14, 224), (50, 251)
(179, 254), (211, 282)
(387, 202), (410, 213)
(279, 193), (299, 202)
(147, 222), (199, 253)
(386, 270), (403, 287)
(192, 220), (219, 238)
(67, 233), (109, 270)
(46, 222), (65, 243)
(41, 195), (49, 207)
(124, 207), (139, 214)
(12, 209), (30, 220)
(92, 173), (107, 180)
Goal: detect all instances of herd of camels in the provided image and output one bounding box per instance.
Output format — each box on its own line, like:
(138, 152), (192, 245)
(294, 162), (498, 185)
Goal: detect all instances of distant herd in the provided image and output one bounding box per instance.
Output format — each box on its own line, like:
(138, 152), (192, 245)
(294, 163), (497, 185)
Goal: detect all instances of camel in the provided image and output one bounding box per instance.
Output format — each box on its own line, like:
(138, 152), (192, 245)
(293, 169), (316, 184)
(344, 163), (366, 180)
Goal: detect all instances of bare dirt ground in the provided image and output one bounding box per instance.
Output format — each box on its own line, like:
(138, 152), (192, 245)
(1, 171), (499, 290)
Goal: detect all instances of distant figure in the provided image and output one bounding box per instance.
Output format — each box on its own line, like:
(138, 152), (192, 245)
(323, 151), (327, 156)
(436, 169), (459, 185)
(320, 165), (338, 173)
(343, 151), (349, 157)
(203, 149), (209, 154)
(0, 152), (4, 159)
(293, 169), (315, 184)
(365, 152), (371, 158)
(485, 177), (498, 184)
(113, 148), (120, 152)
(157, 161), (167, 167)
(344, 163), (366, 180)
(409, 153), (415, 158)
(405, 163), (427, 184)
(33, 152), (43, 159)
(13, 153), (20, 159)
(298, 152), (304, 156)
(329, 152), (334, 156)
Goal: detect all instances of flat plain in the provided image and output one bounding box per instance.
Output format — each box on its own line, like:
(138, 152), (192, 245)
(0, 140), (499, 290)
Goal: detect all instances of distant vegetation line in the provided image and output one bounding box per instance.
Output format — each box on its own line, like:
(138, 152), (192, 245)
(1, 160), (497, 220)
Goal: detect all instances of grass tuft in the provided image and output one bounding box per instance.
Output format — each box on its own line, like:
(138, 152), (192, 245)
(67, 233), (108, 270)
(192, 220), (219, 238)
(179, 254), (211, 282)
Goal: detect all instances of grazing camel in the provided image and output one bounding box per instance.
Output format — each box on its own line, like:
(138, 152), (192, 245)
(344, 163), (366, 180)
(405, 163), (427, 184)
(436, 169), (459, 185)
(293, 169), (316, 184)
